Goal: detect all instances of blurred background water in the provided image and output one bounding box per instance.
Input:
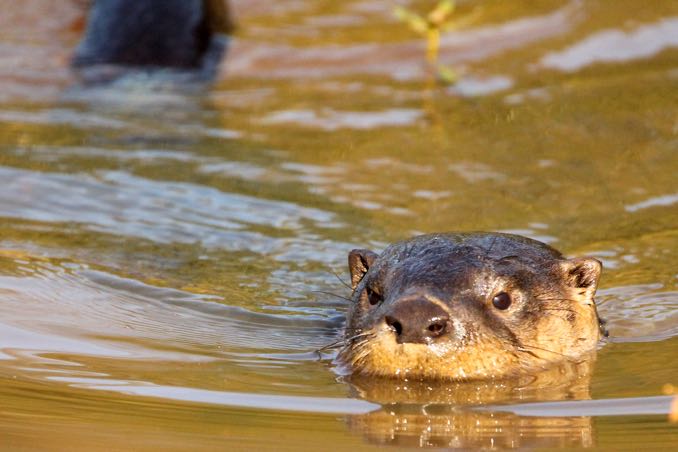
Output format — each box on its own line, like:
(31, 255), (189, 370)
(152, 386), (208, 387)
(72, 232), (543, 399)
(0, 0), (676, 449)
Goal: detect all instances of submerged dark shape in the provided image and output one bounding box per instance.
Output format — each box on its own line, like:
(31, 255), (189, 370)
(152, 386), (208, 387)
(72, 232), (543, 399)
(339, 232), (604, 380)
(72, 0), (232, 83)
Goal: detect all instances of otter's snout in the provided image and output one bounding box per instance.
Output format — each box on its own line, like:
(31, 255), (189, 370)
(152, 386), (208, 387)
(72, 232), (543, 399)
(383, 297), (450, 344)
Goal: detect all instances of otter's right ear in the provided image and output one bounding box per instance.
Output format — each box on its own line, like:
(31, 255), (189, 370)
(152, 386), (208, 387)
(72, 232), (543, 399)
(348, 249), (378, 290)
(559, 257), (602, 302)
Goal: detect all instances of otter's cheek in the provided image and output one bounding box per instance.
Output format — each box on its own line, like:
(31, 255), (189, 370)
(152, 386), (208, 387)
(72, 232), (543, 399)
(528, 298), (601, 359)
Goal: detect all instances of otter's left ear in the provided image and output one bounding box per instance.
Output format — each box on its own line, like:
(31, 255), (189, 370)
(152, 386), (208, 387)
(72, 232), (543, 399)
(560, 257), (602, 300)
(348, 249), (378, 291)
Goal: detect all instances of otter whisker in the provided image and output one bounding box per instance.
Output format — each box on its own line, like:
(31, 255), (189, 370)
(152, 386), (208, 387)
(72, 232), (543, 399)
(535, 308), (580, 323)
(342, 328), (366, 337)
(517, 343), (578, 363)
(339, 331), (377, 367)
(345, 331), (374, 343)
(535, 296), (584, 304)
(320, 331), (373, 353)
(539, 307), (578, 316)
(329, 269), (352, 290)
(349, 344), (373, 367)
(315, 339), (346, 353)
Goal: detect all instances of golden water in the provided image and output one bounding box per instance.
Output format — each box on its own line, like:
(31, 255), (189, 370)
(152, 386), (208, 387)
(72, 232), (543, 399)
(0, 1), (676, 449)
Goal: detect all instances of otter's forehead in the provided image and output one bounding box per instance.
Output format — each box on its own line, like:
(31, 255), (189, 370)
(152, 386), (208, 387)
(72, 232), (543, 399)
(380, 233), (562, 262)
(374, 233), (560, 291)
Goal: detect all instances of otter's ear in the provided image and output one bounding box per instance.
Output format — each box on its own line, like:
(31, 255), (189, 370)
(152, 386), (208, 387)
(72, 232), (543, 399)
(560, 257), (602, 301)
(348, 249), (378, 290)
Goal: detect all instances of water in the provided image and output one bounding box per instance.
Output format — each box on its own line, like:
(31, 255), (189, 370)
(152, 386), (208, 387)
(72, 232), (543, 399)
(0, 0), (677, 449)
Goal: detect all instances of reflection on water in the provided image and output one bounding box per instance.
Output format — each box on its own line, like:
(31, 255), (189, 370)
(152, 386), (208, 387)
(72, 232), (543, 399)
(540, 18), (678, 72)
(344, 364), (597, 448)
(260, 108), (423, 131)
(1, 0), (677, 449)
(348, 408), (595, 449)
(625, 193), (678, 213)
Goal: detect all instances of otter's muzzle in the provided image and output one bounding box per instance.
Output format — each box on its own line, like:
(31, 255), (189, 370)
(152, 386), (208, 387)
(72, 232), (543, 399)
(383, 297), (450, 344)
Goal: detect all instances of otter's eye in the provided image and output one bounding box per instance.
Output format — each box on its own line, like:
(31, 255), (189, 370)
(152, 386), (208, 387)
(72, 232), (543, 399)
(492, 292), (512, 310)
(366, 287), (383, 306)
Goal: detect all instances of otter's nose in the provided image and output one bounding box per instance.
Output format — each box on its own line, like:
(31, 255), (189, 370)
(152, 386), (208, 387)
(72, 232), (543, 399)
(383, 297), (450, 344)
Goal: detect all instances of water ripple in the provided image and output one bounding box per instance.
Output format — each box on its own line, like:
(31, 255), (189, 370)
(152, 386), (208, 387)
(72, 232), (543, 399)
(0, 166), (347, 264)
(0, 261), (342, 362)
(598, 284), (678, 342)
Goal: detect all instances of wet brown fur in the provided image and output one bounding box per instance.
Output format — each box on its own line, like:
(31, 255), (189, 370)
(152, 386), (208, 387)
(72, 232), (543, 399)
(338, 232), (603, 380)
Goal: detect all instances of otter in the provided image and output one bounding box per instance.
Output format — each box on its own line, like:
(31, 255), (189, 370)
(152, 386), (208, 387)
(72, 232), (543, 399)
(339, 232), (605, 380)
(71, 0), (232, 83)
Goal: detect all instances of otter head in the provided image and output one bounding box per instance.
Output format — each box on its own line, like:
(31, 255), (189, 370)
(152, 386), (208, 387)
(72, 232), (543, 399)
(339, 233), (603, 380)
